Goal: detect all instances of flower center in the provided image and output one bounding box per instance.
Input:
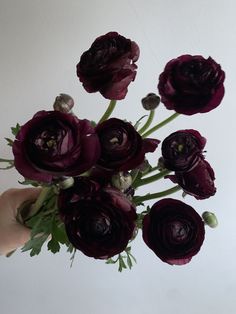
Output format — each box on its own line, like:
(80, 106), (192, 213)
(169, 221), (189, 242)
(91, 216), (111, 237)
(101, 129), (127, 151)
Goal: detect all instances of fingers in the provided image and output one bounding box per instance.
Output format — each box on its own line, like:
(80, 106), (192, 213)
(0, 188), (41, 255)
(0, 188), (41, 219)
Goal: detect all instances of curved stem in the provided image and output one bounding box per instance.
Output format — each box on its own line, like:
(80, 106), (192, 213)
(132, 169), (171, 189)
(133, 185), (181, 204)
(0, 158), (14, 163)
(29, 186), (53, 218)
(98, 100), (117, 124)
(138, 110), (155, 135)
(142, 113), (180, 138)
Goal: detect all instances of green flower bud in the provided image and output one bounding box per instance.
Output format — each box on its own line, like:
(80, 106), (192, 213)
(202, 211), (218, 228)
(157, 157), (165, 171)
(59, 177), (74, 190)
(141, 93), (160, 110)
(111, 172), (132, 192)
(53, 93), (74, 113)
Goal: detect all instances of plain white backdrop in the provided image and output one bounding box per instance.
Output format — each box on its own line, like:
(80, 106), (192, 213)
(0, 1), (235, 313)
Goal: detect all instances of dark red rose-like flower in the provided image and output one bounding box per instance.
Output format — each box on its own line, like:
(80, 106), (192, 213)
(12, 111), (100, 183)
(77, 32), (140, 100)
(161, 129), (206, 171)
(142, 198), (205, 265)
(167, 158), (216, 200)
(95, 118), (160, 172)
(58, 177), (137, 259)
(158, 55), (225, 115)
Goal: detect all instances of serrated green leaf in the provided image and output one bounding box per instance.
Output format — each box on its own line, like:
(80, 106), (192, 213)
(11, 123), (21, 136)
(22, 234), (48, 256)
(47, 237), (60, 254)
(106, 258), (117, 264)
(118, 255), (127, 272)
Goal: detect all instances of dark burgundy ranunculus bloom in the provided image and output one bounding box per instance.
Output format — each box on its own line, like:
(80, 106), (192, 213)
(58, 177), (137, 259)
(158, 55), (225, 115)
(95, 118), (160, 171)
(161, 129), (206, 171)
(12, 111), (100, 183)
(167, 159), (216, 200)
(142, 198), (205, 265)
(77, 32), (140, 100)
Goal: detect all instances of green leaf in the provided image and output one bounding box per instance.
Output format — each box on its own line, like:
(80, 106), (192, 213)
(11, 123), (21, 136)
(47, 237), (60, 254)
(70, 248), (77, 268)
(133, 115), (148, 130)
(106, 258), (117, 264)
(4, 137), (14, 147)
(52, 218), (69, 245)
(22, 234), (48, 256)
(118, 255), (127, 272)
(67, 244), (74, 253)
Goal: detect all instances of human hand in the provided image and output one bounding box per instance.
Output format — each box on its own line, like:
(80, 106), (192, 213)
(0, 188), (41, 256)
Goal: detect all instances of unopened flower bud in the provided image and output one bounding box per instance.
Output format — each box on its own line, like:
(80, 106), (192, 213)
(135, 159), (151, 175)
(53, 93), (74, 113)
(111, 172), (132, 192)
(59, 177), (74, 190)
(141, 93), (160, 110)
(157, 157), (165, 171)
(202, 211), (218, 228)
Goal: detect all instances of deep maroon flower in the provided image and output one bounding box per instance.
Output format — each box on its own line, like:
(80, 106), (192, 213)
(158, 55), (225, 115)
(58, 177), (137, 259)
(167, 159), (216, 200)
(12, 111), (100, 183)
(161, 129), (206, 171)
(142, 198), (205, 265)
(77, 32), (140, 100)
(95, 118), (160, 171)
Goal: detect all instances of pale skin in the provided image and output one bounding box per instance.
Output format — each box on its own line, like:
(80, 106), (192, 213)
(0, 188), (41, 255)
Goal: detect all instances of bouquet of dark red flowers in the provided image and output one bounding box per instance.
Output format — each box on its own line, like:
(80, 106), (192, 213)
(0, 32), (225, 270)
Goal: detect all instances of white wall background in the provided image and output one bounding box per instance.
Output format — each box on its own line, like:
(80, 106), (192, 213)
(0, 0), (235, 313)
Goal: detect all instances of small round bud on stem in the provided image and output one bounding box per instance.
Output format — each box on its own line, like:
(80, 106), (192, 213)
(141, 93), (160, 110)
(111, 172), (132, 192)
(202, 211), (218, 228)
(53, 93), (74, 113)
(157, 157), (165, 171)
(58, 177), (74, 190)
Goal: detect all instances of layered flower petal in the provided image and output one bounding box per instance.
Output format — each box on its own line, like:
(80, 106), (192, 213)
(142, 198), (205, 265)
(158, 55), (225, 115)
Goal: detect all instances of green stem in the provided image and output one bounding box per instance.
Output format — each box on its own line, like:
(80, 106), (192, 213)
(133, 169), (171, 189)
(0, 158), (14, 163)
(142, 113), (180, 138)
(141, 165), (159, 177)
(98, 100), (117, 124)
(29, 186), (53, 218)
(138, 110), (155, 135)
(134, 185), (181, 204)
